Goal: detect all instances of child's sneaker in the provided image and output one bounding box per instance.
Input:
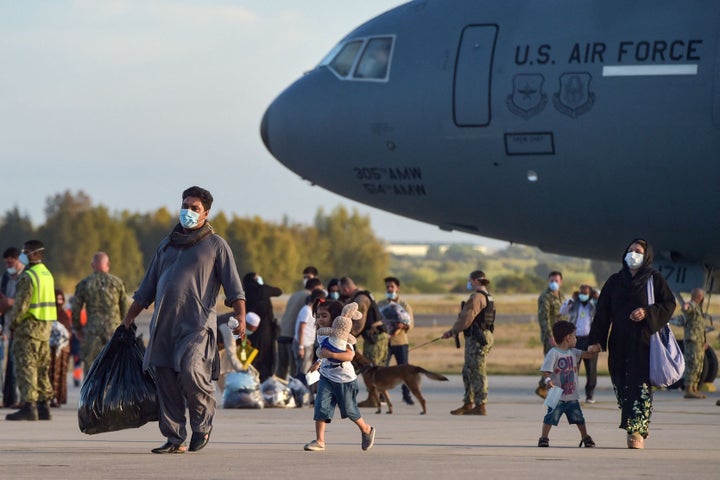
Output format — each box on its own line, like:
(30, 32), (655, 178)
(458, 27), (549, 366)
(361, 427), (376, 451)
(303, 440), (325, 451)
(537, 437), (549, 447)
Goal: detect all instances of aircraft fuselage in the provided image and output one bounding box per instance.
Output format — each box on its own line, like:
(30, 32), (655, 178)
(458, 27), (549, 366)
(261, 0), (720, 277)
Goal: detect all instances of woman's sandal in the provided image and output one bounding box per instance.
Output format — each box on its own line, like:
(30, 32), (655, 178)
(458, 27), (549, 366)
(627, 432), (644, 449)
(578, 435), (596, 447)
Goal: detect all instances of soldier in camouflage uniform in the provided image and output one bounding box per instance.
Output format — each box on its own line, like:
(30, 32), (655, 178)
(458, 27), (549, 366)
(6, 240), (56, 421)
(682, 288), (707, 399)
(443, 270), (495, 416)
(71, 252), (128, 369)
(340, 277), (389, 408)
(535, 271), (566, 399)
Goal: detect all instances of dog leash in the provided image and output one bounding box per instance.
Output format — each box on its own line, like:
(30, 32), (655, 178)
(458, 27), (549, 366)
(409, 337), (443, 351)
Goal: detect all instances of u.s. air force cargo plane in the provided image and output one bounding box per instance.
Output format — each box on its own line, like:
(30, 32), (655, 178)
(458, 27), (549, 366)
(261, 0), (720, 293)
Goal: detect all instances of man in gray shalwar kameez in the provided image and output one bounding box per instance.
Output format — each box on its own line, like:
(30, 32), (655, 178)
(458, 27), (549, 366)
(122, 186), (246, 454)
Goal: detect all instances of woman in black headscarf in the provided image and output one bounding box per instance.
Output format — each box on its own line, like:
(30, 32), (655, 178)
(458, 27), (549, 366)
(50, 289), (72, 406)
(241, 272), (282, 382)
(588, 238), (676, 449)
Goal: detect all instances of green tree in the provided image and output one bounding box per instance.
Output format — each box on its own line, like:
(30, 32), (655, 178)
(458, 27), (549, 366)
(124, 207), (175, 267)
(39, 191), (99, 288)
(222, 216), (301, 292)
(210, 211), (229, 239)
(314, 206), (388, 291)
(591, 259), (617, 288)
(494, 274), (546, 294)
(97, 210), (144, 289)
(39, 192), (144, 290)
(0, 207), (36, 251)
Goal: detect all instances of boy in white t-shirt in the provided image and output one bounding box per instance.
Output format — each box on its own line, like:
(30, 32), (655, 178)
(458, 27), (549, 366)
(538, 320), (596, 448)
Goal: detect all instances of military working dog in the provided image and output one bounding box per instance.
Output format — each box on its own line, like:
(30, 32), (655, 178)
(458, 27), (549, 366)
(352, 351), (449, 414)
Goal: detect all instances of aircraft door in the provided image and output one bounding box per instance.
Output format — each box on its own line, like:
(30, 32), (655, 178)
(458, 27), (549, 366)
(454, 25), (498, 127)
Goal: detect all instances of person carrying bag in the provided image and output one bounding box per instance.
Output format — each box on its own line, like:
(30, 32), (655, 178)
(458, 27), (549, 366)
(647, 278), (685, 388)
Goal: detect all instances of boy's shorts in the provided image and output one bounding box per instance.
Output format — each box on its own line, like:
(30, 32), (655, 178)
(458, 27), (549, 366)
(543, 400), (585, 426)
(313, 376), (361, 422)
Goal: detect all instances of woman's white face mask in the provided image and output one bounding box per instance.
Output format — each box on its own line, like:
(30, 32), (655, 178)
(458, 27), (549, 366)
(625, 251), (644, 269)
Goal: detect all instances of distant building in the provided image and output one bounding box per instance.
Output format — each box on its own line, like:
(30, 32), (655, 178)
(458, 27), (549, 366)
(386, 243), (489, 257)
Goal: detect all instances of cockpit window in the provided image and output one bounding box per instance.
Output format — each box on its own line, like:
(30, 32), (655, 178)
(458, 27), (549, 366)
(354, 37), (393, 80)
(328, 40), (363, 78)
(321, 36), (394, 81)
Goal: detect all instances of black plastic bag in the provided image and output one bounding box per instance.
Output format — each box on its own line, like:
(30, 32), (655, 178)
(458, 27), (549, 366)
(78, 324), (159, 434)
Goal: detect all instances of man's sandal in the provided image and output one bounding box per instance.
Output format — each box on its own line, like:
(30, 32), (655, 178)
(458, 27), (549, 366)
(537, 437), (549, 447)
(578, 436), (596, 447)
(151, 442), (187, 454)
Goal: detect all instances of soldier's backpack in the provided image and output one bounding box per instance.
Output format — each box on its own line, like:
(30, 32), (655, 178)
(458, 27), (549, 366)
(352, 290), (385, 342)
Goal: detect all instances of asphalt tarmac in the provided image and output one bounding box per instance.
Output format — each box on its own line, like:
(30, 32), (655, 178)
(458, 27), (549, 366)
(1, 373), (718, 479)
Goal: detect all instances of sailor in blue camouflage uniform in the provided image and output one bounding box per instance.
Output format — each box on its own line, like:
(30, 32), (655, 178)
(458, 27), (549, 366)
(535, 271), (566, 398)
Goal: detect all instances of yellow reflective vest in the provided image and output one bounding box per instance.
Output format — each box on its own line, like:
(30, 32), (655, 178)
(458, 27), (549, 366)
(24, 263), (56, 322)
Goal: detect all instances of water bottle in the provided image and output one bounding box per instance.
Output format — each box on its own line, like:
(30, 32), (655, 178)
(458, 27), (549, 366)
(227, 317), (240, 339)
(228, 317), (247, 362)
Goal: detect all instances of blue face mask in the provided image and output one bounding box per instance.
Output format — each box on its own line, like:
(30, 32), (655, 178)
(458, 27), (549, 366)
(386, 291), (397, 300)
(467, 281), (474, 291)
(329, 291), (340, 300)
(578, 293), (590, 303)
(18, 253), (29, 265)
(549, 281), (560, 292)
(179, 209), (201, 229)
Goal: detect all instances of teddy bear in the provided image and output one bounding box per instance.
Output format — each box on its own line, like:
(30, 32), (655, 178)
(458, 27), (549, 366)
(316, 302), (362, 359)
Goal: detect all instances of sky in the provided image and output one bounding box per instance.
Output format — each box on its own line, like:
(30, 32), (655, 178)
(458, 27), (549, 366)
(0, 0), (508, 249)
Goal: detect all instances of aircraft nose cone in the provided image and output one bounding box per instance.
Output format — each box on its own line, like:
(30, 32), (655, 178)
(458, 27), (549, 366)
(260, 108), (272, 155)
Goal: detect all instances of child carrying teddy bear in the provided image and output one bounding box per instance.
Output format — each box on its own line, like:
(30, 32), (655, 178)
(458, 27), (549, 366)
(303, 302), (376, 452)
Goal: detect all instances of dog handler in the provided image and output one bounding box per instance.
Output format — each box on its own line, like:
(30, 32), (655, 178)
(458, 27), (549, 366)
(442, 270), (495, 416)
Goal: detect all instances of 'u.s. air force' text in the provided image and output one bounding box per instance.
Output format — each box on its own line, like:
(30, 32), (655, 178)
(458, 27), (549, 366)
(353, 167), (427, 196)
(515, 39), (703, 65)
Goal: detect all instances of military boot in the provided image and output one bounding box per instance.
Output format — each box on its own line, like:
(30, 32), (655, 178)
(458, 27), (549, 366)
(467, 404), (487, 415)
(6, 402), (39, 421)
(450, 403), (474, 415)
(37, 400), (52, 420)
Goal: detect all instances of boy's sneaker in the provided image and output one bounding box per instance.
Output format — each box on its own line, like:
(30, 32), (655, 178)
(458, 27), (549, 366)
(586, 397), (596, 404)
(538, 437), (549, 447)
(361, 427), (376, 451)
